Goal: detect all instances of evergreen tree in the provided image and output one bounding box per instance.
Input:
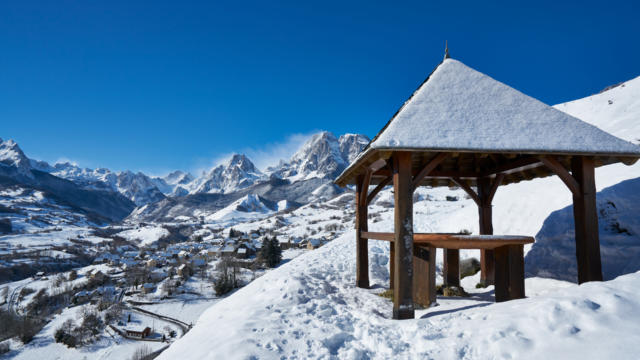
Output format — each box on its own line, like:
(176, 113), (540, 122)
(270, 236), (282, 266)
(259, 236), (282, 268)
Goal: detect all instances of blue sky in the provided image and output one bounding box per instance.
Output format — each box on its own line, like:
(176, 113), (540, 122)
(1, 1), (639, 175)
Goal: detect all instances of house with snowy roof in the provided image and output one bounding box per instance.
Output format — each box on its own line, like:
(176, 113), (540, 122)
(221, 245), (236, 257)
(335, 52), (640, 320)
(142, 283), (155, 294)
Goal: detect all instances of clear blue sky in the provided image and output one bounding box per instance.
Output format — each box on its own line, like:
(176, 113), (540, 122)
(1, 1), (639, 175)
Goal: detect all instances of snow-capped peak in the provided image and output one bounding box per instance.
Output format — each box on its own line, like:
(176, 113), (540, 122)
(0, 138), (34, 178)
(267, 131), (370, 182)
(162, 170), (195, 186)
(191, 153), (265, 194)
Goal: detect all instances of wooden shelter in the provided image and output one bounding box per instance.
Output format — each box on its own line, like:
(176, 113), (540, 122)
(335, 57), (640, 320)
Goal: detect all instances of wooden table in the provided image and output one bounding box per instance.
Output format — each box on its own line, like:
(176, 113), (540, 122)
(361, 232), (534, 305)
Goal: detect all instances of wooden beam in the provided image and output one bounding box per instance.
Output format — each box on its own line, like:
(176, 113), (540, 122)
(366, 176), (392, 205)
(392, 152), (414, 320)
(373, 169), (479, 180)
(451, 177), (480, 205)
(362, 232), (534, 249)
(481, 156), (542, 177)
(355, 175), (369, 289)
(369, 158), (387, 172)
(539, 156), (580, 196)
(571, 156), (603, 284)
(361, 231), (394, 241)
(411, 152), (448, 191)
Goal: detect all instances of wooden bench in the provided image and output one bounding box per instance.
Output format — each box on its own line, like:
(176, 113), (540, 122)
(361, 232), (534, 306)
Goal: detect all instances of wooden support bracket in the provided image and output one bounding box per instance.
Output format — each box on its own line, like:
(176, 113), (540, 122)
(366, 175), (392, 205)
(538, 156), (580, 196)
(412, 152), (448, 191)
(451, 177), (481, 205)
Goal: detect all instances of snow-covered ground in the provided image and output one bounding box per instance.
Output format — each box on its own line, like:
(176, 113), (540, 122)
(115, 225), (169, 247)
(159, 231), (640, 359)
(4, 305), (168, 360)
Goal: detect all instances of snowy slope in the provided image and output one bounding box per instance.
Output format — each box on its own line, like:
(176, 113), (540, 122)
(554, 75), (640, 144)
(115, 225), (170, 246)
(159, 232), (640, 359)
(202, 194), (276, 223)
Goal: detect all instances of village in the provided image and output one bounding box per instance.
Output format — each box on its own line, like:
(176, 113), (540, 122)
(0, 194), (349, 357)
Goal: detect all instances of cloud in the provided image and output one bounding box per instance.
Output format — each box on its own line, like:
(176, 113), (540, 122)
(243, 132), (316, 170)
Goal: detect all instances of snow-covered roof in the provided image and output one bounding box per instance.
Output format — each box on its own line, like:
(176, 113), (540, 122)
(368, 58), (640, 155)
(336, 58), (640, 187)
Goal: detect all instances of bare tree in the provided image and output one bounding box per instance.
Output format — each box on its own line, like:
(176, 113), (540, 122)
(130, 344), (153, 360)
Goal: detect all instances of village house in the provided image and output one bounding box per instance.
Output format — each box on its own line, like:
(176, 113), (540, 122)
(142, 283), (155, 294)
(192, 256), (207, 267)
(126, 327), (151, 339)
(90, 270), (106, 282)
(207, 245), (221, 258)
(236, 248), (247, 259)
(221, 245), (235, 257)
(177, 263), (191, 278)
(278, 236), (302, 250)
(306, 238), (326, 250)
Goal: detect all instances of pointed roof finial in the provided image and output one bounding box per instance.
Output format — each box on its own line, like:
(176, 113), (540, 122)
(444, 40), (450, 60)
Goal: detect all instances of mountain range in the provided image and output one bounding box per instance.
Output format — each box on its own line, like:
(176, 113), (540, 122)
(0, 131), (370, 224)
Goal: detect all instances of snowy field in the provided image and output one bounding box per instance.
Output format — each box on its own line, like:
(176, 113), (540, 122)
(159, 231), (640, 359)
(115, 225), (169, 247)
(4, 305), (168, 360)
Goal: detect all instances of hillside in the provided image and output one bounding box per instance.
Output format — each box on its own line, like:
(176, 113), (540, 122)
(157, 76), (640, 359)
(159, 231), (640, 359)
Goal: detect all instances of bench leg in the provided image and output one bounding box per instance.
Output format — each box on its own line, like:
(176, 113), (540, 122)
(494, 245), (525, 302)
(480, 249), (495, 286)
(413, 245), (436, 307)
(443, 248), (460, 287)
(508, 245), (525, 299)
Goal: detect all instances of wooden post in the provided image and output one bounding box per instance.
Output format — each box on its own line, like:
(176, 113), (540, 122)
(443, 249), (460, 287)
(392, 152), (414, 319)
(571, 157), (603, 284)
(477, 177), (494, 286)
(355, 175), (369, 288)
(389, 242), (394, 289)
